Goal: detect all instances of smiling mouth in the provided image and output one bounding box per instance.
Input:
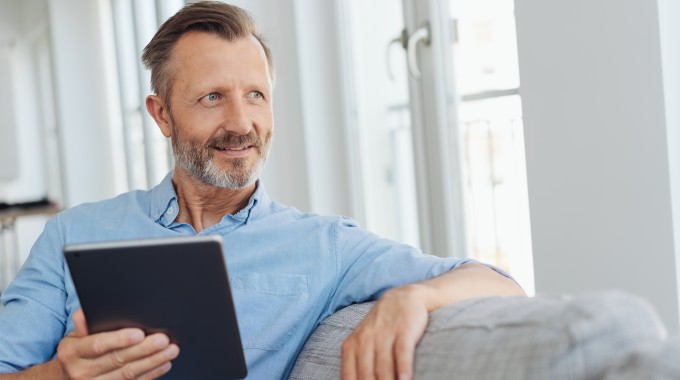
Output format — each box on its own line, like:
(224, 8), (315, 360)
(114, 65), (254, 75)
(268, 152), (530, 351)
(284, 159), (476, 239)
(215, 145), (252, 151)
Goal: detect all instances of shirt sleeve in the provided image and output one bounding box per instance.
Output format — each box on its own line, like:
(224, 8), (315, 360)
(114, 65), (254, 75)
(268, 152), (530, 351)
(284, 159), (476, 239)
(324, 217), (476, 315)
(0, 215), (69, 373)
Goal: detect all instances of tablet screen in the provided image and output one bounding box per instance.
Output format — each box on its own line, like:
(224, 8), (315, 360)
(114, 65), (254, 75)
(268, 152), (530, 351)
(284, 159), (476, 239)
(64, 235), (247, 379)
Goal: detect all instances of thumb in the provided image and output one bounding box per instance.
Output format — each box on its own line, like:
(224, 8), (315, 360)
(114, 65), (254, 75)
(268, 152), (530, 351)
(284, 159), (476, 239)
(72, 309), (89, 337)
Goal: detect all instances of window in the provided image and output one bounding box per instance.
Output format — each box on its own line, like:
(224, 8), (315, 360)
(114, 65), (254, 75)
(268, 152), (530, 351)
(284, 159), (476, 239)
(452, 0), (533, 292)
(339, 0), (534, 293)
(338, 0), (420, 248)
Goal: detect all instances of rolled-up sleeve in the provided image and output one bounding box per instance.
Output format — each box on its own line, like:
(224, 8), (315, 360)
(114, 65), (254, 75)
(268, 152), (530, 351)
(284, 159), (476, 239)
(324, 217), (476, 315)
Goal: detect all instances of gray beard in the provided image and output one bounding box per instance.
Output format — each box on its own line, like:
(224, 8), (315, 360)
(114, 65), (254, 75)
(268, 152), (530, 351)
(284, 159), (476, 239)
(175, 149), (266, 189)
(171, 128), (270, 189)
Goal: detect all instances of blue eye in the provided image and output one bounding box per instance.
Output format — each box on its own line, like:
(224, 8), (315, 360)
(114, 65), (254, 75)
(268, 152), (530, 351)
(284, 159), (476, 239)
(247, 91), (263, 99)
(206, 93), (219, 101)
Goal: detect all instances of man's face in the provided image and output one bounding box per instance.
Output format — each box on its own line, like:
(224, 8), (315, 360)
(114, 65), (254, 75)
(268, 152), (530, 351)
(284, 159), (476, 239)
(166, 32), (274, 189)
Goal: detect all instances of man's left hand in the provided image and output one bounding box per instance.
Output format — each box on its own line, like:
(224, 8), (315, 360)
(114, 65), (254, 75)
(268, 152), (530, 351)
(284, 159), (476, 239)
(341, 284), (430, 380)
(340, 263), (526, 380)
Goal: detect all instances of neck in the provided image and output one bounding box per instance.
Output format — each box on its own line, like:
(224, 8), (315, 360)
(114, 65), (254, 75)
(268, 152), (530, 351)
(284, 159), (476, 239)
(171, 169), (256, 233)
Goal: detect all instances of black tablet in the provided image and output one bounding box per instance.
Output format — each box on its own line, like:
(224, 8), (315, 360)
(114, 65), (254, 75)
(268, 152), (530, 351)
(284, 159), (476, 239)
(64, 235), (247, 379)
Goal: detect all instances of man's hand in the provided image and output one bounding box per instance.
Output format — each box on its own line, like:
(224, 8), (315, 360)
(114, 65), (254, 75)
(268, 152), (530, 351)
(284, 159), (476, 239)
(56, 310), (179, 380)
(341, 284), (429, 380)
(341, 263), (525, 380)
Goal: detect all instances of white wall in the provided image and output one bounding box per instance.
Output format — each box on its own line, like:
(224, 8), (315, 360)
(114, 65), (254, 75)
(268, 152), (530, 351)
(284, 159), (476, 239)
(657, 0), (680, 323)
(0, 0), (60, 274)
(48, 0), (123, 207)
(0, 45), (18, 181)
(516, 0), (680, 332)
(292, 0), (354, 217)
(0, 0), (21, 182)
(0, 0), (48, 197)
(1, 0), (126, 209)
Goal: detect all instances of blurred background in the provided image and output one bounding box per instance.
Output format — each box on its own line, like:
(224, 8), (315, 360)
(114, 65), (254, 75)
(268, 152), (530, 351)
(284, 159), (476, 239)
(0, 0), (678, 332)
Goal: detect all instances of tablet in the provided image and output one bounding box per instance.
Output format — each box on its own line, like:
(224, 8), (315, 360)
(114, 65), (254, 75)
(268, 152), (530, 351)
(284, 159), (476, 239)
(64, 235), (247, 379)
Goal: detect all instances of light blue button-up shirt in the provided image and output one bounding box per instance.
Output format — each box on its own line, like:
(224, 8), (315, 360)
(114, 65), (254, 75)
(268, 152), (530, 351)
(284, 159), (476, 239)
(0, 173), (474, 378)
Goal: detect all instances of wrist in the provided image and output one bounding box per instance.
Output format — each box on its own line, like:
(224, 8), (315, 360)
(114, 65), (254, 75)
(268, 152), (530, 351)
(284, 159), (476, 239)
(49, 358), (70, 380)
(384, 283), (442, 312)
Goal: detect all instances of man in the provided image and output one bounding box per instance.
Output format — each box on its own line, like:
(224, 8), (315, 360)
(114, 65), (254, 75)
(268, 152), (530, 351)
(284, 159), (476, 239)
(0, 2), (524, 379)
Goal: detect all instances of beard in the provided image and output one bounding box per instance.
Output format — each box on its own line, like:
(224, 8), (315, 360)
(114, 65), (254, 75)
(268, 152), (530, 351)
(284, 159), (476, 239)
(171, 122), (272, 189)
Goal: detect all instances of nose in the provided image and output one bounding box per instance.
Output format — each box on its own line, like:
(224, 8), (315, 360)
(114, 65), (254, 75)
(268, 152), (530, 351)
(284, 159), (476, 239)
(221, 97), (251, 135)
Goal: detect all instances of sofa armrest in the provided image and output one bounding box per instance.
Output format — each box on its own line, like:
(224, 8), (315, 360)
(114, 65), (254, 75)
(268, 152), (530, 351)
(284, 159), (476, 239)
(289, 291), (666, 380)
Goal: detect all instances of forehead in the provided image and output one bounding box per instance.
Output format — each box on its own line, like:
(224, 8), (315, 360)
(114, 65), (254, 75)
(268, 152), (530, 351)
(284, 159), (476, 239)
(169, 31), (271, 90)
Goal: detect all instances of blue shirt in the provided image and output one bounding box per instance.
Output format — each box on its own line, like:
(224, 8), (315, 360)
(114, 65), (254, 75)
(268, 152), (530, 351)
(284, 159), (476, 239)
(0, 173), (473, 378)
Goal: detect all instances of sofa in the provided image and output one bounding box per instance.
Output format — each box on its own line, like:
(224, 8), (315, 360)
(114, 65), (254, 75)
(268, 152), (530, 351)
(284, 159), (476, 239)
(289, 290), (679, 379)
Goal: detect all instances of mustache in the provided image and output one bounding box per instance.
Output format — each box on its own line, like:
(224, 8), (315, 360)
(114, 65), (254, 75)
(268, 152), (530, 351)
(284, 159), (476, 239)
(206, 131), (261, 150)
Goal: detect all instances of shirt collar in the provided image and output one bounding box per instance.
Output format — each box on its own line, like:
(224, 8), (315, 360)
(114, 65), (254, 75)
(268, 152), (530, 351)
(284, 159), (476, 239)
(148, 171), (272, 227)
(149, 172), (177, 224)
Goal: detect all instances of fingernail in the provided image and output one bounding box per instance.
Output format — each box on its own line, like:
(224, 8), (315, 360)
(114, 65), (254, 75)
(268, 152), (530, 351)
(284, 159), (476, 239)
(165, 344), (180, 359)
(154, 335), (169, 348)
(399, 374), (411, 380)
(161, 362), (172, 373)
(129, 330), (144, 342)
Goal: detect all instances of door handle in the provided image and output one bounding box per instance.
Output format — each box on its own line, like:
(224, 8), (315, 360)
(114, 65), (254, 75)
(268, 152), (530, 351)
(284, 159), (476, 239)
(407, 22), (431, 79)
(386, 28), (408, 81)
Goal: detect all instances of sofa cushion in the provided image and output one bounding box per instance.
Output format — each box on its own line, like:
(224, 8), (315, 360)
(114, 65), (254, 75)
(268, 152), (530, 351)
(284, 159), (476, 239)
(602, 337), (680, 380)
(289, 291), (666, 380)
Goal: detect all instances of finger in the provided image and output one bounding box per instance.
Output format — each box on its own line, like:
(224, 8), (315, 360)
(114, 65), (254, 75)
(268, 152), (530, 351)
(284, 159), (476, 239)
(92, 333), (172, 374)
(394, 336), (417, 380)
(100, 344), (179, 380)
(136, 362), (173, 380)
(357, 340), (376, 380)
(74, 328), (146, 359)
(136, 345), (178, 380)
(374, 336), (396, 380)
(341, 339), (357, 380)
(72, 309), (89, 337)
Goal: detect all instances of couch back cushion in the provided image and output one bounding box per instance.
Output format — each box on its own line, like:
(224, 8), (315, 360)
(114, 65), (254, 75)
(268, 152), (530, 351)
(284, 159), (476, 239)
(289, 291), (667, 380)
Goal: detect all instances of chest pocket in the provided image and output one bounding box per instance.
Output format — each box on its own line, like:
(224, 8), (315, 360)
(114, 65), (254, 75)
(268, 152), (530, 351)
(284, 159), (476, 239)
(230, 273), (310, 351)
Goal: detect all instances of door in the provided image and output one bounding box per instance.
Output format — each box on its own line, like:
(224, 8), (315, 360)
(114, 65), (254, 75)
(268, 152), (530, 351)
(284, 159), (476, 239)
(339, 0), (534, 292)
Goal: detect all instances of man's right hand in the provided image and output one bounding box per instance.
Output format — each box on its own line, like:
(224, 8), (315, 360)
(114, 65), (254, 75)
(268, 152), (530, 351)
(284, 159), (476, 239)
(56, 310), (179, 379)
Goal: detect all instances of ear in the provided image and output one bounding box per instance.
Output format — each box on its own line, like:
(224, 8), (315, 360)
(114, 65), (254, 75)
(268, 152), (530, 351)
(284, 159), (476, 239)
(146, 95), (173, 138)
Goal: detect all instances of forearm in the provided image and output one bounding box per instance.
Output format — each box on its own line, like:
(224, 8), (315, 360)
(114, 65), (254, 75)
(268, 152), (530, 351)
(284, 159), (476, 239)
(0, 359), (66, 380)
(390, 262), (526, 312)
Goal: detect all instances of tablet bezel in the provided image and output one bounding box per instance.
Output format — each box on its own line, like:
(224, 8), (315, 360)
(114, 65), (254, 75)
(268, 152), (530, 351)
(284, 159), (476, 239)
(64, 235), (247, 379)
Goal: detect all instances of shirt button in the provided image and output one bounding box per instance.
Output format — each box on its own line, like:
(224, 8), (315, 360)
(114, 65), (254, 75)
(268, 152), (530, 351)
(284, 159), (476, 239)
(167, 207), (174, 215)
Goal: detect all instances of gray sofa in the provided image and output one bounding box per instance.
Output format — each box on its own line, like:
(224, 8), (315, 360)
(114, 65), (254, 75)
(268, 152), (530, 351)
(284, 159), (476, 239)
(290, 291), (679, 379)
